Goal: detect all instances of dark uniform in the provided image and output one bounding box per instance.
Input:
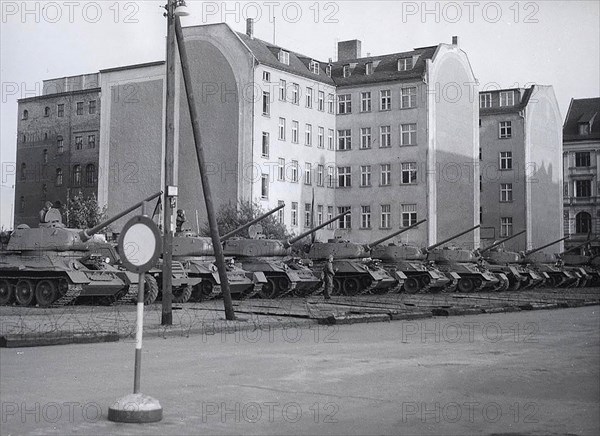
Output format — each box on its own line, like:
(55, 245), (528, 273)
(176, 209), (186, 233)
(323, 256), (335, 299)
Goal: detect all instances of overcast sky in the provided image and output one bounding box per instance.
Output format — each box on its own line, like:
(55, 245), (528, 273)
(1, 0), (599, 229)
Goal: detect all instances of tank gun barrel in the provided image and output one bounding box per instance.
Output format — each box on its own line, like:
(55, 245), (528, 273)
(286, 211), (350, 246)
(220, 203), (286, 242)
(426, 224), (480, 251)
(79, 191), (162, 242)
(524, 236), (569, 256)
(560, 236), (600, 255)
(479, 229), (526, 254)
(367, 219), (427, 249)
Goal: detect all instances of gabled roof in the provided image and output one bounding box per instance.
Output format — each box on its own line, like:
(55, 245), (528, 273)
(563, 98), (600, 142)
(479, 87), (533, 115)
(329, 46), (438, 87)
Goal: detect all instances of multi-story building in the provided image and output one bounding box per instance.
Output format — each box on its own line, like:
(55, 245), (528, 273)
(563, 97), (600, 253)
(14, 74), (101, 226)
(479, 85), (563, 253)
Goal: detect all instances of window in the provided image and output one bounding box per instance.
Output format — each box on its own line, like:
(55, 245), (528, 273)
(400, 123), (417, 146)
(279, 79), (286, 101)
(76, 102), (84, 115)
(44, 132), (48, 141)
(398, 57), (413, 71)
(360, 127), (372, 149)
(291, 84), (299, 104)
(278, 158), (285, 181)
(304, 163), (312, 185)
(338, 94), (352, 114)
(380, 90), (391, 110)
(57, 136), (64, 154)
(291, 160), (299, 182)
(564, 182), (569, 197)
(304, 203), (312, 227)
(86, 164), (97, 185)
(261, 174), (269, 199)
(575, 152), (591, 167)
(57, 104), (64, 117)
(327, 94), (334, 113)
(338, 206), (351, 229)
(381, 205), (391, 229)
(327, 206), (334, 229)
(360, 165), (371, 187)
(327, 129), (334, 150)
(500, 183), (513, 202)
(318, 127), (324, 148)
(380, 164), (391, 186)
(22, 134), (26, 143)
(88, 134), (95, 149)
(401, 163), (417, 184)
(261, 132), (269, 157)
(291, 202), (298, 226)
(318, 91), (325, 111)
(44, 107), (50, 117)
(305, 124), (312, 146)
(279, 50), (289, 65)
(317, 205), (323, 225)
(500, 91), (514, 107)
(72, 164), (82, 186)
(317, 164), (324, 186)
(361, 206), (371, 229)
(20, 163), (26, 181)
(337, 166), (351, 187)
(401, 87), (417, 108)
(55, 168), (63, 186)
(278, 118), (286, 140)
(43, 149), (48, 164)
(499, 121), (512, 138)
(576, 212), (592, 234)
(310, 60), (320, 75)
(479, 93), (492, 108)
(277, 200), (285, 224)
(22, 109), (28, 120)
(380, 126), (391, 148)
(262, 91), (270, 115)
(338, 129), (352, 150)
(262, 71), (271, 82)
(360, 92), (371, 112)
(75, 136), (83, 150)
(365, 62), (373, 75)
(579, 123), (590, 135)
(576, 180), (592, 198)
(327, 166), (334, 187)
(306, 87), (313, 108)
(291, 121), (298, 143)
(89, 100), (96, 114)
(19, 196), (25, 213)
(500, 217), (513, 237)
(402, 204), (417, 227)
(326, 65), (332, 77)
(499, 151), (512, 170)
(343, 65), (350, 78)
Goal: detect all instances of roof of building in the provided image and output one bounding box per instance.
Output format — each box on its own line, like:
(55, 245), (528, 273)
(479, 87), (535, 116)
(18, 87), (101, 103)
(99, 61), (165, 74)
(329, 46), (438, 87)
(563, 97), (600, 142)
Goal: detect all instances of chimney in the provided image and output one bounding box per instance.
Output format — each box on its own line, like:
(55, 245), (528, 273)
(246, 18), (254, 38)
(337, 40), (362, 61)
(452, 36), (459, 46)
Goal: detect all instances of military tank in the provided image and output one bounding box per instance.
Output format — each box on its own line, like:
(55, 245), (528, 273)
(368, 219), (453, 294)
(426, 225), (506, 293)
(222, 212), (348, 298)
(519, 237), (575, 288)
(0, 193), (161, 308)
(559, 238), (600, 287)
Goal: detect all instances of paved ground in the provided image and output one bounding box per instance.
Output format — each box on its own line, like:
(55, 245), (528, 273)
(1, 306), (598, 435)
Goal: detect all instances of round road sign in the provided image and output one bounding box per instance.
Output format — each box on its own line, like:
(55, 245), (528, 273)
(118, 215), (162, 273)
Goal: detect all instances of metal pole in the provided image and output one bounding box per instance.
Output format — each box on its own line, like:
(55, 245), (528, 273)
(133, 271), (145, 394)
(162, 0), (176, 326)
(173, 17), (236, 320)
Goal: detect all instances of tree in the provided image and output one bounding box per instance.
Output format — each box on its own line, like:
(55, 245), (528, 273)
(201, 200), (292, 240)
(66, 191), (107, 229)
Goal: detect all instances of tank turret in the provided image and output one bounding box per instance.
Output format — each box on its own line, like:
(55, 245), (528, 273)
(479, 230), (527, 264)
(521, 236), (575, 288)
(367, 219), (427, 261)
(426, 225), (481, 264)
(522, 236), (569, 263)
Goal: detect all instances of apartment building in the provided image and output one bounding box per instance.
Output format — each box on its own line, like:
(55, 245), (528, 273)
(479, 85), (563, 253)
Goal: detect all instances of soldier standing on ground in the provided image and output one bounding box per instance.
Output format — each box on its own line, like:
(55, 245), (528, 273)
(323, 254), (335, 300)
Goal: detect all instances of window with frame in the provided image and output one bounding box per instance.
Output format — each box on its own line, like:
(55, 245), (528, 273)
(337, 166), (351, 187)
(360, 127), (372, 149)
(343, 65), (350, 78)
(22, 109), (29, 120)
(576, 212), (592, 234)
(317, 164), (324, 186)
(304, 163), (312, 185)
(291, 160), (299, 183)
(380, 205), (391, 229)
(401, 162), (417, 184)
(338, 129), (351, 150)
(305, 124), (312, 146)
(398, 57), (413, 71)
(310, 60), (320, 75)
(499, 151), (512, 170)
(75, 136), (83, 150)
(278, 158), (285, 181)
(328, 129), (334, 150)
(327, 166), (334, 188)
(261, 174), (269, 199)
(327, 94), (334, 113)
(365, 62), (373, 75)
(291, 121), (298, 143)
(279, 50), (289, 65)
(360, 91), (371, 112)
(479, 93), (492, 108)
(57, 136), (64, 154)
(291, 202), (298, 226)
(563, 182), (569, 197)
(304, 203), (312, 227)
(500, 91), (514, 107)
(57, 104), (64, 117)
(278, 118), (286, 140)
(500, 217), (513, 237)
(43, 149), (48, 164)
(500, 183), (513, 202)
(499, 121), (512, 138)
(55, 168), (63, 186)
(360, 165), (371, 187)
(44, 106), (50, 117)
(262, 91), (270, 115)
(380, 126), (391, 148)
(76, 102), (84, 115)
(361, 206), (371, 229)
(72, 164), (82, 186)
(400, 123), (417, 146)
(338, 206), (351, 229)
(262, 71), (271, 82)
(277, 200), (285, 224)
(579, 123), (590, 135)
(327, 206), (334, 228)
(575, 152), (591, 167)
(380, 164), (391, 186)
(306, 87), (313, 108)
(291, 84), (299, 104)
(89, 100), (96, 114)
(575, 180), (592, 198)
(338, 94), (352, 114)
(88, 134), (95, 149)
(279, 79), (286, 101)
(402, 204), (417, 227)
(86, 164), (97, 185)
(318, 91), (325, 111)
(326, 65), (332, 77)
(380, 90), (391, 111)
(318, 127), (324, 148)
(317, 205), (323, 225)
(261, 132), (269, 157)
(20, 163), (26, 181)
(401, 87), (417, 108)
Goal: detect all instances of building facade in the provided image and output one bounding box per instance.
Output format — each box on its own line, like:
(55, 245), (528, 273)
(479, 85), (563, 253)
(562, 97), (600, 253)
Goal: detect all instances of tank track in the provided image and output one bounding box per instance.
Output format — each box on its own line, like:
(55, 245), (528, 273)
(114, 284), (139, 305)
(205, 284), (222, 300)
(50, 284), (82, 307)
(441, 276), (458, 293)
(240, 283), (262, 300)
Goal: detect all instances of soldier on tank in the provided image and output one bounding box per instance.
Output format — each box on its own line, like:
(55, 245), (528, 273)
(39, 201), (54, 223)
(323, 254), (335, 300)
(176, 209), (186, 233)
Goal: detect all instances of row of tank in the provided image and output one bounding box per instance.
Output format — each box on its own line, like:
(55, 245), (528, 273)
(1, 198), (599, 308)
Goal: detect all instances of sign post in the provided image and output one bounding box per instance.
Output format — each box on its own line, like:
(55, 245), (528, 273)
(108, 215), (163, 423)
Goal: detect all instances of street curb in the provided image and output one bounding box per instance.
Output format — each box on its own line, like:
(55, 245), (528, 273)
(317, 313), (391, 325)
(483, 306), (522, 314)
(431, 308), (485, 317)
(389, 311), (433, 320)
(0, 331), (119, 348)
